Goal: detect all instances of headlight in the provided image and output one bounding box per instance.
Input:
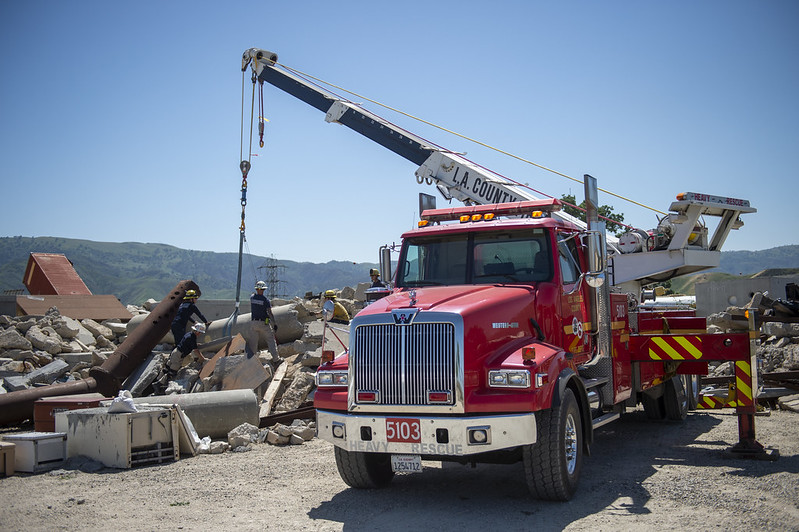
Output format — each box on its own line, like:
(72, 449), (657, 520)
(488, 369), (530, 388)
(317, 371), (348, 387)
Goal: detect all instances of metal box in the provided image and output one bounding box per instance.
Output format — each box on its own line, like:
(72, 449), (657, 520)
(55, 406), (179, 469)
(0, 441), (16, 476)
(34, 393), (109, 432)
(1, 432), (67, 473)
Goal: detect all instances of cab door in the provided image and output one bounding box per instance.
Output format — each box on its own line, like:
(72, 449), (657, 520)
(557, 232), (592, 363)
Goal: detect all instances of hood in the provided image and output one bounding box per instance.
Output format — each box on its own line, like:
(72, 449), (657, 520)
(363, 285), (537, 317)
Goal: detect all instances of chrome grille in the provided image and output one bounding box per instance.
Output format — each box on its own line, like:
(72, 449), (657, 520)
(353, 322), (456, 406)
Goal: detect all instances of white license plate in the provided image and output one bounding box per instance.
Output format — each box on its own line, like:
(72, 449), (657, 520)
(391, 454), (422, 473)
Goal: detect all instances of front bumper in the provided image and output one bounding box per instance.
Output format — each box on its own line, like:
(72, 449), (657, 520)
(317, 409), (537, 457)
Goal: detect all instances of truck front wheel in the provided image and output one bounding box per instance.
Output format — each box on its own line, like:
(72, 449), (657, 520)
(334, 446), (395, 488)
(523, 388), (583, 501)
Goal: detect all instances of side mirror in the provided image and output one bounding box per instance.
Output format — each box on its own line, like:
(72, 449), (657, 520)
(322, 300), (334, 321)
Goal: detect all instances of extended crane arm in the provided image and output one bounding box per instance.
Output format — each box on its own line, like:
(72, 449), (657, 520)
(241, 48), (569, 211)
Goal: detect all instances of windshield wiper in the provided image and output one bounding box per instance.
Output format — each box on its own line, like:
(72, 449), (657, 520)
(402, 280), (445, 286)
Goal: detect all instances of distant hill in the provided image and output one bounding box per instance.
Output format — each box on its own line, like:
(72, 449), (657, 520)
(0, 236), (377, 306)
(1, 237), (796, 305)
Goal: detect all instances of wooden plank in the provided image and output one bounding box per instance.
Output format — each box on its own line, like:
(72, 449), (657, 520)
(259, 361), (287, 419)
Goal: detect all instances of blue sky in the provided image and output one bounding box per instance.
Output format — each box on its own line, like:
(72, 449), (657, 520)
(1, 1), (797, 266)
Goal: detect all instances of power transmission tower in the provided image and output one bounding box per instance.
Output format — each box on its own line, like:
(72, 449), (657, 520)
(257, 255), (287, 300)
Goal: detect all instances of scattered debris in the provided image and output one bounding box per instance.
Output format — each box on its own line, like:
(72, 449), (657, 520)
(0, 285), (369, 466)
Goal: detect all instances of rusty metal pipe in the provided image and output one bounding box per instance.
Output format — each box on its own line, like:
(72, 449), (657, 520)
(0, 280), (199, 426)
(89, 280), (199, 396)
(0, 378), (98, 426)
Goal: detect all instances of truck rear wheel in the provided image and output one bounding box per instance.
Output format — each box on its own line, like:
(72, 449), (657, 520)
(523, 388), (583, 501)
(664, 376), (689, 421)
(334, 446), (394, 488)
(641, 392), (667, 420)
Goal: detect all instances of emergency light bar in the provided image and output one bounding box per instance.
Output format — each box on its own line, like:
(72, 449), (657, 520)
(420, 199), (563, 224)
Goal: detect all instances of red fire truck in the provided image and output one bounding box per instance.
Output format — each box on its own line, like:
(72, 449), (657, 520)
(243, 49), (768, 501)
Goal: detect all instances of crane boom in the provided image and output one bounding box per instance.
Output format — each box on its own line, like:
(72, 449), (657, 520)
(242, 48), (756, 295)
(241, 48), (587, 227)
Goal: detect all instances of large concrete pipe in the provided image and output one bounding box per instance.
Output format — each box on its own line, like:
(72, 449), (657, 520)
(0, 280), (199, 426)
(108, 389), (259, 439)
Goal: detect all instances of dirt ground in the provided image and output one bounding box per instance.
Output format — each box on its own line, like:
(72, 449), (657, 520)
(1, 407), (798, 532)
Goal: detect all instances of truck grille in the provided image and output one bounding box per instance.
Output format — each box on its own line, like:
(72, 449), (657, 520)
(353, 322), (456, 406)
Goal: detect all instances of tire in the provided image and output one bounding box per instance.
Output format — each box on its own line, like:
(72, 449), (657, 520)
(683, 374), (701, 411)
(523, 388), (583, 501)
(664, 376), (689, 421)
(641, 391), (667, 420)
(334, 446), (394, 489)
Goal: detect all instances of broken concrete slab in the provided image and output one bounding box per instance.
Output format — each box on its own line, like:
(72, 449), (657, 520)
(26, 359), (69, 385)
(122, 351), (165, 397)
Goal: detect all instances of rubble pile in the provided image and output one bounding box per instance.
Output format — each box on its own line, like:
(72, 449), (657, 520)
(705, 290), (799, 410)
(0, 286), (367, 453)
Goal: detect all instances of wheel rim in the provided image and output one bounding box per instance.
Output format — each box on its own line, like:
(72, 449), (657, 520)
(564, 413), (578, 475)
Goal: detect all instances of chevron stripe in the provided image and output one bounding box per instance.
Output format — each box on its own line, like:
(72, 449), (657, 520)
(648, 336), (703, 360)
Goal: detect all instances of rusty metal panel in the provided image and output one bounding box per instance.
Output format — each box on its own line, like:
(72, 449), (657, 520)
(23, 253), (92, 296)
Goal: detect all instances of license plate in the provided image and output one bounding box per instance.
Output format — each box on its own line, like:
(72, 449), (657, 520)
(386, 418), (421, 443)
(391, 454), (422, 473)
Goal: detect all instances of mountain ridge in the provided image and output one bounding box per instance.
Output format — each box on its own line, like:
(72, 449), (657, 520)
(1, 236), (796, 306)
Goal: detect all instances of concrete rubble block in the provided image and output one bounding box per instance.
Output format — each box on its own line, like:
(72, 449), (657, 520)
(75, 324), (96, 347)
(101, 321), (128, 337)
(30, 351), (53, 366)
(300, 347), (322, 368)
(2, 375), (30, 391)
(274, 371), (315, 412)
(91, 350), (109, 366)
(228, 422), (260, 448)
(304, 321), (326, 342)
(0, 316), (12, 327)
(706, 312), (749, 331)
(58, 352), (94, 370)
(762, 322), (799, 338)
(265, 428), (290, 445)
(289, 434), (305, 445)
(209, 441), (228, 454)
(25, 325), (62, 354)
(340, 286), (356, 300)
(2, 349), (35, 362)
(26, 358), (69, 385)
(291, 425), (315, 441)
(122, 352), (165, 397)
(0, 379), (5, 394)
(0, 359), (26, 373)
(80, 318), (115, 340)
(52, 316), (81, 339)
(14, 318), (37, 334)
(0, 328), (33, 351)
(354, 282), (370, 302)
(170, 367), (200, 394)
(784, 344), (799, 370)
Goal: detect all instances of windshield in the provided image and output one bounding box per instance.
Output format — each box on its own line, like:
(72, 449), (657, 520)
(397, 229), (552, 286)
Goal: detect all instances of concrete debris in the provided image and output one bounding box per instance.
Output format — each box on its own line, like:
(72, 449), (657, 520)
(706, 291), (799, 406)
(0, 285), (368, 460)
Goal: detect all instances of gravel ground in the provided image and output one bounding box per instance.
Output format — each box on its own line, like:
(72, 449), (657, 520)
(1, 407), (797, 531)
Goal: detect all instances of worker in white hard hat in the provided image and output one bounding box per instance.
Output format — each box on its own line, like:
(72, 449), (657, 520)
(168, 322), (208, 372)
(247, 280), (279, 360)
